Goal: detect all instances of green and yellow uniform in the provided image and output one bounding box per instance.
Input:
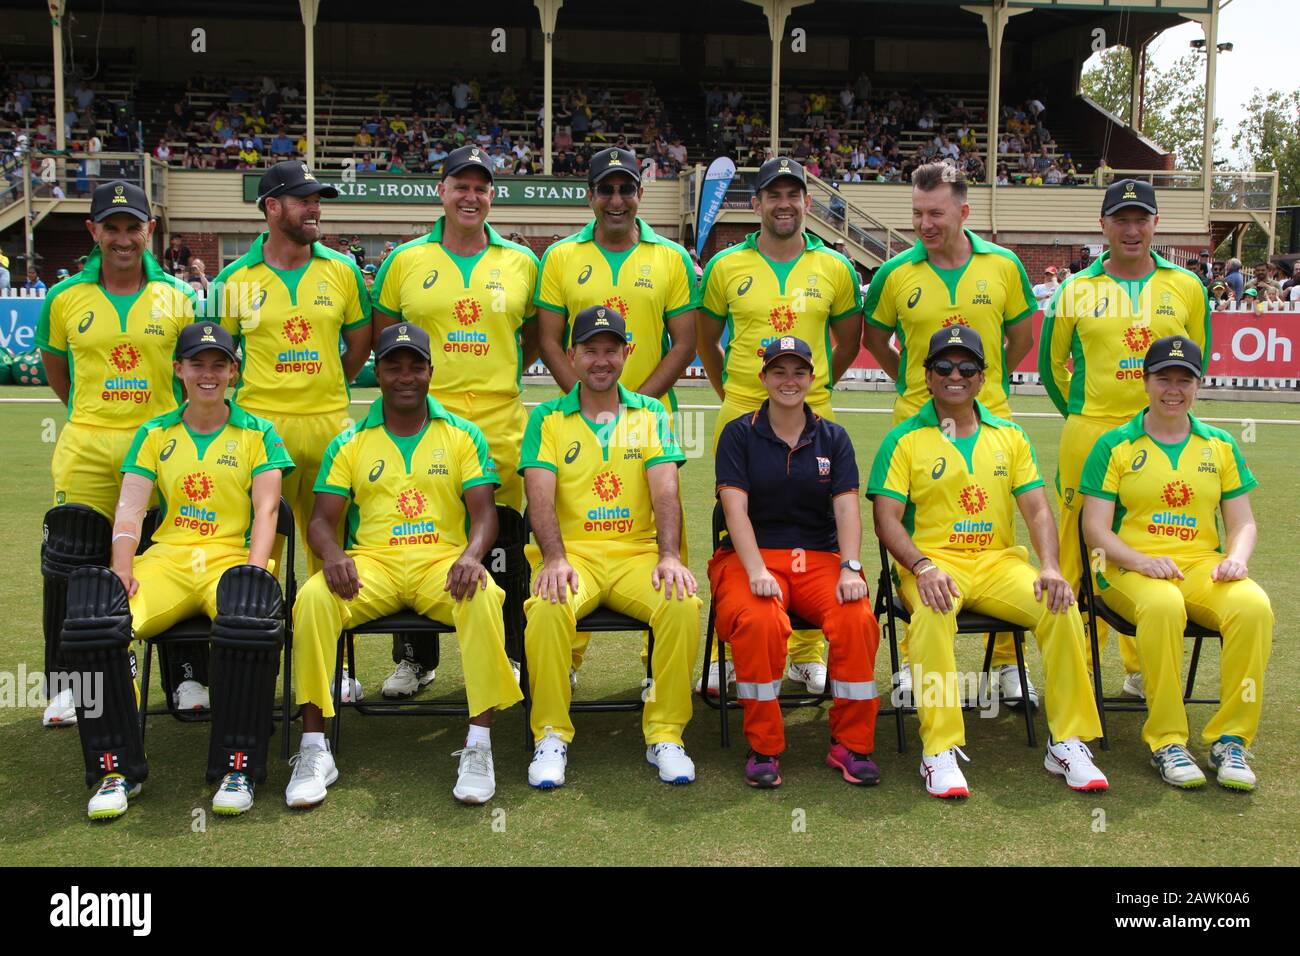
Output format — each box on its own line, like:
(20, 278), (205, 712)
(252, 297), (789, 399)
(1039, 253), (1212, 673)
(519, 383), (700, 745)
(371, 218), (539, 509)
(864, 229), (1035, 424)
(868, 400), (1101, 753)
(291, 396), (521, 719)
(37, 248), (196, 516)
(120, 400), (292, 639)
(1080, 410), (1270, 751)
(212, 233), (370, 574)
(535, 217), (695, 411)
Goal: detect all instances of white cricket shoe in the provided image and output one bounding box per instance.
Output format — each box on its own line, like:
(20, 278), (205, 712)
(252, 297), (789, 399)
(528, 728), (568, 789)
(920, 746), (971, 798)
(787, 661), (828, 694)
(1209, 737), (1256, 792)
(994, 664), (1039, 709)
(340, 668), (364, 703)
(1122, 671), (1146, 699)
(1045, 738), (1109, 791)
(646, 743), (696, 784)
(893, 666), (913, 707)
(381, 658), (435, 699)
(173, 679), (210, 711)
(452, 743), (496, 804)
(693, 660), (736, 697)
(285, 744), (338, 808)
(87, 774), (140, 821)
(42, 687), (77, 727)
(212, 771), (254, 815)
(1151, 744), (1207, 789)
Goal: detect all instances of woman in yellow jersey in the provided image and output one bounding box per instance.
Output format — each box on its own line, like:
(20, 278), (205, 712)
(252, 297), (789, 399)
(70, 323), (292, 820)
(1081, 336), (1270, 792)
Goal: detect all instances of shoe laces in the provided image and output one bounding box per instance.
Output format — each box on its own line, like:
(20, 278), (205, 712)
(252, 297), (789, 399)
(655, 742), (686, 758)
(749, 750), (777, 767)
(289, 747), (327, 781)
(926, 746), (969, 774)
(453, 744), (492, 777)
(95, 774), (126, 796)
(1215, 739), (1253, 770)
(1053, 738), (1094, 764)
(1158, 744), (1198, 769)
(221, 771), (251, 794)
(394, 659), (422, 681)
(534, 727), (566, 759)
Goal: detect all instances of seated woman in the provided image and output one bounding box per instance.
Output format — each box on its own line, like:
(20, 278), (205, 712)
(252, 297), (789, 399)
(1082, 336), (1271, 791)
(709, 337), (881, 789)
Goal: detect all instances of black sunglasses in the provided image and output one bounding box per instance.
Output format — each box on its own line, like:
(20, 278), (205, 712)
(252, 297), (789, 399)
(928, 359), (983, 379)
(594, 182), (638, 197)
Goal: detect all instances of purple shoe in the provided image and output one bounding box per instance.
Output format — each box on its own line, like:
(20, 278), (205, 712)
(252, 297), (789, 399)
(827, 740), (881, 785)
(745, 750), (782, 789)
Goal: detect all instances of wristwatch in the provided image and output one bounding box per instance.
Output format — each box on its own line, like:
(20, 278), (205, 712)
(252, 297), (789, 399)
(840, 559), (862, 573)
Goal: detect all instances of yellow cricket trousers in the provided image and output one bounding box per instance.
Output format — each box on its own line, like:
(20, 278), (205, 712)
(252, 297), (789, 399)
(896, 546), (1102, 754)
(51, 422), (138, 518)
(292, 548), (524, 719)
(435, 391), (526, 511)
(525, 541), (701, 746)
(129, 542), (251, 641)
(1095, 555), (1272, 751)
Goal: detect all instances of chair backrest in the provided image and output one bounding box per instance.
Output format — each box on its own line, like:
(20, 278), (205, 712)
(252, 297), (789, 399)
(711, 500), (726, 552)
(1075, 506), (1098, 611)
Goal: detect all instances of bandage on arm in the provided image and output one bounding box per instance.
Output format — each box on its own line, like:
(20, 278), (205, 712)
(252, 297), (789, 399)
(111, 473), (153, 571)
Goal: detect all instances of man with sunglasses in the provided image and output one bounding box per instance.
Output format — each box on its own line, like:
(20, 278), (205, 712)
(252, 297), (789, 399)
(869, 326), (1107, 799)
(861, 162), (1038, 706)
(534, 146), (698, 685)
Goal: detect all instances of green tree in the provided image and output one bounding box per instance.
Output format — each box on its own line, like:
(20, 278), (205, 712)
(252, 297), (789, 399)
(1080, 46), (1131, 121)
(1230, 89), (1300, 258)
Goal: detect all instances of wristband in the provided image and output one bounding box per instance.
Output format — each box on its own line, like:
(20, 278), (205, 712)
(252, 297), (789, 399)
(911, 556), (932, 573)
(112, 531), (139, 543)
(916, 564), (938, 577)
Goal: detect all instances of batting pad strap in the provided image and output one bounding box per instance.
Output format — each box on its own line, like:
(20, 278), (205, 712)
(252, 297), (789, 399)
(42, 505), (113, 575)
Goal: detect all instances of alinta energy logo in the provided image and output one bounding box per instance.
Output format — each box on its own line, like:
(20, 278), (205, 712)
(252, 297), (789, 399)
(282, 315), (312, 345)
(1117, 324), (1154, 381)
(1152, 479), (1198, 541)
(587, 470), (633, 533)
(183, 472), (214, 502)
(277, 316), (322, 374)
(446, 298), (490, 356)
(396, 488), (427, 518)
(453, 296), (483, 327)
(177, 472), (219, 537)
(592, 471), (623, 502)
(1161, 479), (1194, 509)
(958, 483), (988, 514)
(769, 304), (797, 333)
(951, 482), (995, 547)
(391, 488), (438, 545)
(110, 343), (141, 373)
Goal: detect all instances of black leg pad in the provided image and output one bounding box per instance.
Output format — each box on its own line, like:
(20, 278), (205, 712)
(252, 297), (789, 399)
(42, 505), (112, 695)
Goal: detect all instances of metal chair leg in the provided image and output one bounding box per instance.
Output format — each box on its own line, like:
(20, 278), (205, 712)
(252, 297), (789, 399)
(1086, 610), (1110, 751)
(281, 628), (293, 761)
(718, 636), (730, 749)
(1185, 634), (1204, 701)
(330, 633), (345, 755)
(1013, 631), (1036, 747)
(138, 640), (152, 742)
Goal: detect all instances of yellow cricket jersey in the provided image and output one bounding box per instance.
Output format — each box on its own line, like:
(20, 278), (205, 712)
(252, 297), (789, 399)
(211, 233), (370, 416)
(534, 218), (695, 398)
(371, 219), (539, 397)
(699, 230), (861, 408)
(122, 400), (294, 550)
(863, 229), (1035, 412)
(1080, 409), (1256, 560)
(36, 247), (196, 428)
(315, 395), (499, 553)
(868, 399), (1044, 554)
(1038, 252), (1212, 419)
(519, 383), (684, 548)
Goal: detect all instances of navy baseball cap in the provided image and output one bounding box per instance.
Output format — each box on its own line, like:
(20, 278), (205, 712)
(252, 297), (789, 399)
(1102, 178), (1158, 217)
(442, 144), (494, 182)
(588, 147), (640, 186)
(925, 324), (986, 366)
(1144, 335), (1203, 377)
(755, 156), (806, 192)
(761, 335), (814, 371)
(257, 160), (339, 210)
(570, 304), (628, 343)
(375, 323), (432, 362)
(90, 181), (151, 222)
(177, 322), (238, 362)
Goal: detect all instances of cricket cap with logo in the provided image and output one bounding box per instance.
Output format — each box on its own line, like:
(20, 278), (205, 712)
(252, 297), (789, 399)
(761, 335), (814, 371)
(177, 322), (238, 361)
(1101, 177), (1158, 217)
(570, 304), (629, 343)
(1143, 335), (1203, 377)
(925, 324), (986, 366)
(90, 180), (151, 222)
(755, 156), (807, 192)
(588, 146), (641, 186)
(442, 144), (494, 182)
(256, 160), (339, 211)
(375, 323), (433, 362)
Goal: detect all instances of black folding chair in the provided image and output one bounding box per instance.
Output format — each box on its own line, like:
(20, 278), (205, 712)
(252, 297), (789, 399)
(873, 540), (1038, 750)
(136, 497), (298, 759)
(518, 509), (657, 752)
(700, 501), (904, 750)
(1075, 508), (1222, 751)
(328, 506), (528, 756)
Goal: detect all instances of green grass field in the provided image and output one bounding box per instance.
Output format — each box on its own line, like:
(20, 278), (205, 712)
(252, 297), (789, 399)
(1, 383), (1296, 866)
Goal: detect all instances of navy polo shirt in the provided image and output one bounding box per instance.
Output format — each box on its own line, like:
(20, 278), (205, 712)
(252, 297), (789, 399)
(715, 401), (860, 552)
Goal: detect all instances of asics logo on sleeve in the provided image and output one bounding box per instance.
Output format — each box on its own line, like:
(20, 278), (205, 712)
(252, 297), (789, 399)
(369, 459), (385, 481)
(160, 438), (177, 461)
(577, 264), (593, 285)
(908, 287), (922, 308)
(932, 457), (946, 479)
(737, 275), (753, 296)
(564, 441), (581, 464)
(423, 269), (439, 289)
(78, 311), (95, 333)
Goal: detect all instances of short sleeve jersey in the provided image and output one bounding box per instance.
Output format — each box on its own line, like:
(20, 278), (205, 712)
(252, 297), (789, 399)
(315, 395), (499, 554)
(699, 230), (862, 408)
(1038, 253), (1212, 419)
(519, 383), (684, 548)
(122, 401), (293, 550)
(371, 219), (539, 398)
(1079, 410), (1256, 560)
(868, 400), (1044, 554)
(36, 248), (196, 428)
(863, 229), (1035, 413)
(535, 217), (695, 400)
(715, 402), (859, 552)
(211, 233), (370, 416)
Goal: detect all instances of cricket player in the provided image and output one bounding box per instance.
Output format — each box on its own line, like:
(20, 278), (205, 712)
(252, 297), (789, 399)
(869, 326), (1107, 799)
(533, 146), (698, 684)
(861, 162), (1036, 703)
(1081, 336), (1269, 791)
(1040, 179), (1213, 697)
(37, 180), (198, 727)
(286, 324), (523, 807)
(696, 156), (864, 696)
(370, 144), (539, 698)
(61, 322), (293, 819)
(521, 305), (700, 789)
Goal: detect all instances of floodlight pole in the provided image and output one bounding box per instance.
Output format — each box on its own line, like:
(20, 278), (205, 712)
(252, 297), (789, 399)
(746, 0), (814, 157)
(301, 0), (320, 168)
(535, 0), (563, 176)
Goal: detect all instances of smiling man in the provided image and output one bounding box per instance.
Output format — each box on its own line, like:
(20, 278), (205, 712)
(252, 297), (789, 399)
(37, 180), (198, 727)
